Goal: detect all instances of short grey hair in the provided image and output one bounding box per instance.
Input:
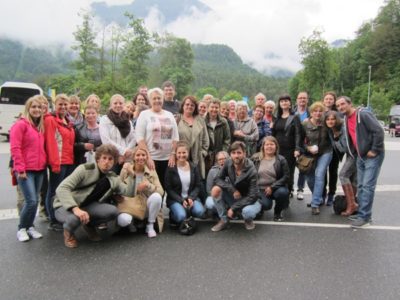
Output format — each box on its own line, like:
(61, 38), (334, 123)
(265, 100), (276, 108)
(254, 93), (266, 101)
(236, 101), (249, 111)
(337, 96), (352, 104)
(148, 87), (164, 100)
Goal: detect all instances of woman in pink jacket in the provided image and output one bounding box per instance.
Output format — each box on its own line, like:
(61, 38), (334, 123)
(10, 95), (47, 242)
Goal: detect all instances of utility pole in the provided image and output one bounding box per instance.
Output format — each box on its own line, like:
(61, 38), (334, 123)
(367, 65), (372, 108)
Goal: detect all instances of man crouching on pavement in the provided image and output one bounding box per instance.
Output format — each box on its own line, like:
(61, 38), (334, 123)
(53, 144), (135, 248)
(210, 141), (261, 231)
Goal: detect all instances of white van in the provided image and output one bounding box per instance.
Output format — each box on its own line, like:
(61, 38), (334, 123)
(0, 81), (43, 139)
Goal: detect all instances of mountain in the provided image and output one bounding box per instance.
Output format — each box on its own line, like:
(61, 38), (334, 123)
(0, 38), (288, 99)
(0, 38), (72, 84)
(190, 44), (289, 98)
(330, 39), (349, 48)
(91, 0), (210, 25)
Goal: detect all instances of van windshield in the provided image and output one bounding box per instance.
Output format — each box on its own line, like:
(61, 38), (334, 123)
(0, 87), (40, 105)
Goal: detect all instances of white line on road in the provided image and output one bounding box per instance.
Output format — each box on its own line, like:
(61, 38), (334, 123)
(2, 208), (400, 231)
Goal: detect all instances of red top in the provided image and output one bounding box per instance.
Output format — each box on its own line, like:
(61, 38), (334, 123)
(44, 113), (75, 172)
(347, 111), (358, 152)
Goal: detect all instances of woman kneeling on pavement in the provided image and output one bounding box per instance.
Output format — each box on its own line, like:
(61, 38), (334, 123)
(116, 146), (164, 238)
(53, 144), (135, 248)
(251, 136), (290, 221)
(165, 141), (206, 227)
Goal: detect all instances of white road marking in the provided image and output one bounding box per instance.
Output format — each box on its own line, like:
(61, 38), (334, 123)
(2, 208), (400, 231)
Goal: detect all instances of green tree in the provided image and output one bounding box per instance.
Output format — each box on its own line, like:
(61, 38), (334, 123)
(121, 13), (154, 93)
(195, 86), (219, 99)
(72, 11), (98, 82)
(298, 29), (335, 100)
(159, 35), (194, 99)
(222, 90), (242, 101)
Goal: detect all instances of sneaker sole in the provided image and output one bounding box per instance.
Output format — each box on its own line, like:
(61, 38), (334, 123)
(351, 223), (371, 229)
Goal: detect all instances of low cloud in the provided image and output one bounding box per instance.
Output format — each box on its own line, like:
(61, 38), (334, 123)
(0, 0), (384, 73)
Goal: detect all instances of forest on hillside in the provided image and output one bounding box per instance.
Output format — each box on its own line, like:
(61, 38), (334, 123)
(1, 0), (399, 117)
(0, 12), (288, 108)
(289, 0), (400, 118)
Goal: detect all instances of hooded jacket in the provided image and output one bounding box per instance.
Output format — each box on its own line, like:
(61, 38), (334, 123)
(343, 108), (385, 158)
(10, 118), (47, 173)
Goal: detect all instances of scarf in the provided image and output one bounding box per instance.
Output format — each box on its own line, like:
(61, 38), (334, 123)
(107, 110), (131, 139)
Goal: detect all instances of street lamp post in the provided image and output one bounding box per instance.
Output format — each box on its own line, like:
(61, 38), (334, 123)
(367, 65), (372, 108)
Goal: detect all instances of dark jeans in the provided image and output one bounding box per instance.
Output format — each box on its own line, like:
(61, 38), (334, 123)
(281, 150), (296, 192)
(258, 186), (290, 215)
(55, 202), (118, 234)
(155, 160), (169, 191)
(323, 151), (341, 197)
(46, 165), (75, 223)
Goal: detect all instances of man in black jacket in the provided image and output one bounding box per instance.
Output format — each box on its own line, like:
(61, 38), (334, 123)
(336, 96), (385, 228)
(210, 141), (260, 231)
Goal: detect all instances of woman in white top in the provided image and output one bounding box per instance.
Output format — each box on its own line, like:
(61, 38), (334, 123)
(99, 94), (136, 174)
(135, 87), (179, 189)
(164, 141), (205, 225)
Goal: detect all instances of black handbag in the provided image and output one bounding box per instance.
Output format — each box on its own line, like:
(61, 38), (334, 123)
(333, 195), (347, 215)
(179, 207), (197, 236)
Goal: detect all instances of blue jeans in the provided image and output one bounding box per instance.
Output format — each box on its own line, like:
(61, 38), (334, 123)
(258, 186), (289, 214)
(297, 172), (306, 191)
(306, 152), (332, 208)
(46, 165), (75, 223)
(214, 191), (261, 222)
(169, 199), (205, 223)
(356, 153), (384, 221)
(205, 196), (216, 211)
(17, 170), (45, 229)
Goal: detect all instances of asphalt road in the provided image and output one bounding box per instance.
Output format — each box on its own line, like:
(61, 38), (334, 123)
(1, 135), (400, 300)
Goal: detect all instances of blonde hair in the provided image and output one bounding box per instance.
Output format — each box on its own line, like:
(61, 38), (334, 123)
(55, 93), (69, 104)
(309, 101), (325, 113)
(23, 95), (45, 133)
(85, 94), (101, 108)
(69, 95), (81, 104)
(109, 94), (125, 107)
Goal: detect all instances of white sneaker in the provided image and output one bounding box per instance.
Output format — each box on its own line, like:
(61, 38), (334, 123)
(27, 227), (43, 239)
(297, 191), (304, 200)
(17, 228), (30, 242)
(146, 224), (157, 238)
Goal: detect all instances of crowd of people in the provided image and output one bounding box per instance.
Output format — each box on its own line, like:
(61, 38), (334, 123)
(9, 80), (385, 248)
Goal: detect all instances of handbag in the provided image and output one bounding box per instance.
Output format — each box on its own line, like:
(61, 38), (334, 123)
(296, 155), (315, 174)
(297, 123), (321, 174)
(117, 194), (147, 220)
(333, 195), (347, 215)
(178, 207), (197, 236)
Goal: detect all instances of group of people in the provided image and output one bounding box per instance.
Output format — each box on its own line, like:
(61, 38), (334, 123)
(10, 80), (385, 248)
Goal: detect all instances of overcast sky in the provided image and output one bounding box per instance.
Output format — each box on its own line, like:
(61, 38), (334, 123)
(0, 0), (385, 72)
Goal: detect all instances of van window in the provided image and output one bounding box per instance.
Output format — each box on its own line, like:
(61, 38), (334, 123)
(0, 87), (40, 105)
